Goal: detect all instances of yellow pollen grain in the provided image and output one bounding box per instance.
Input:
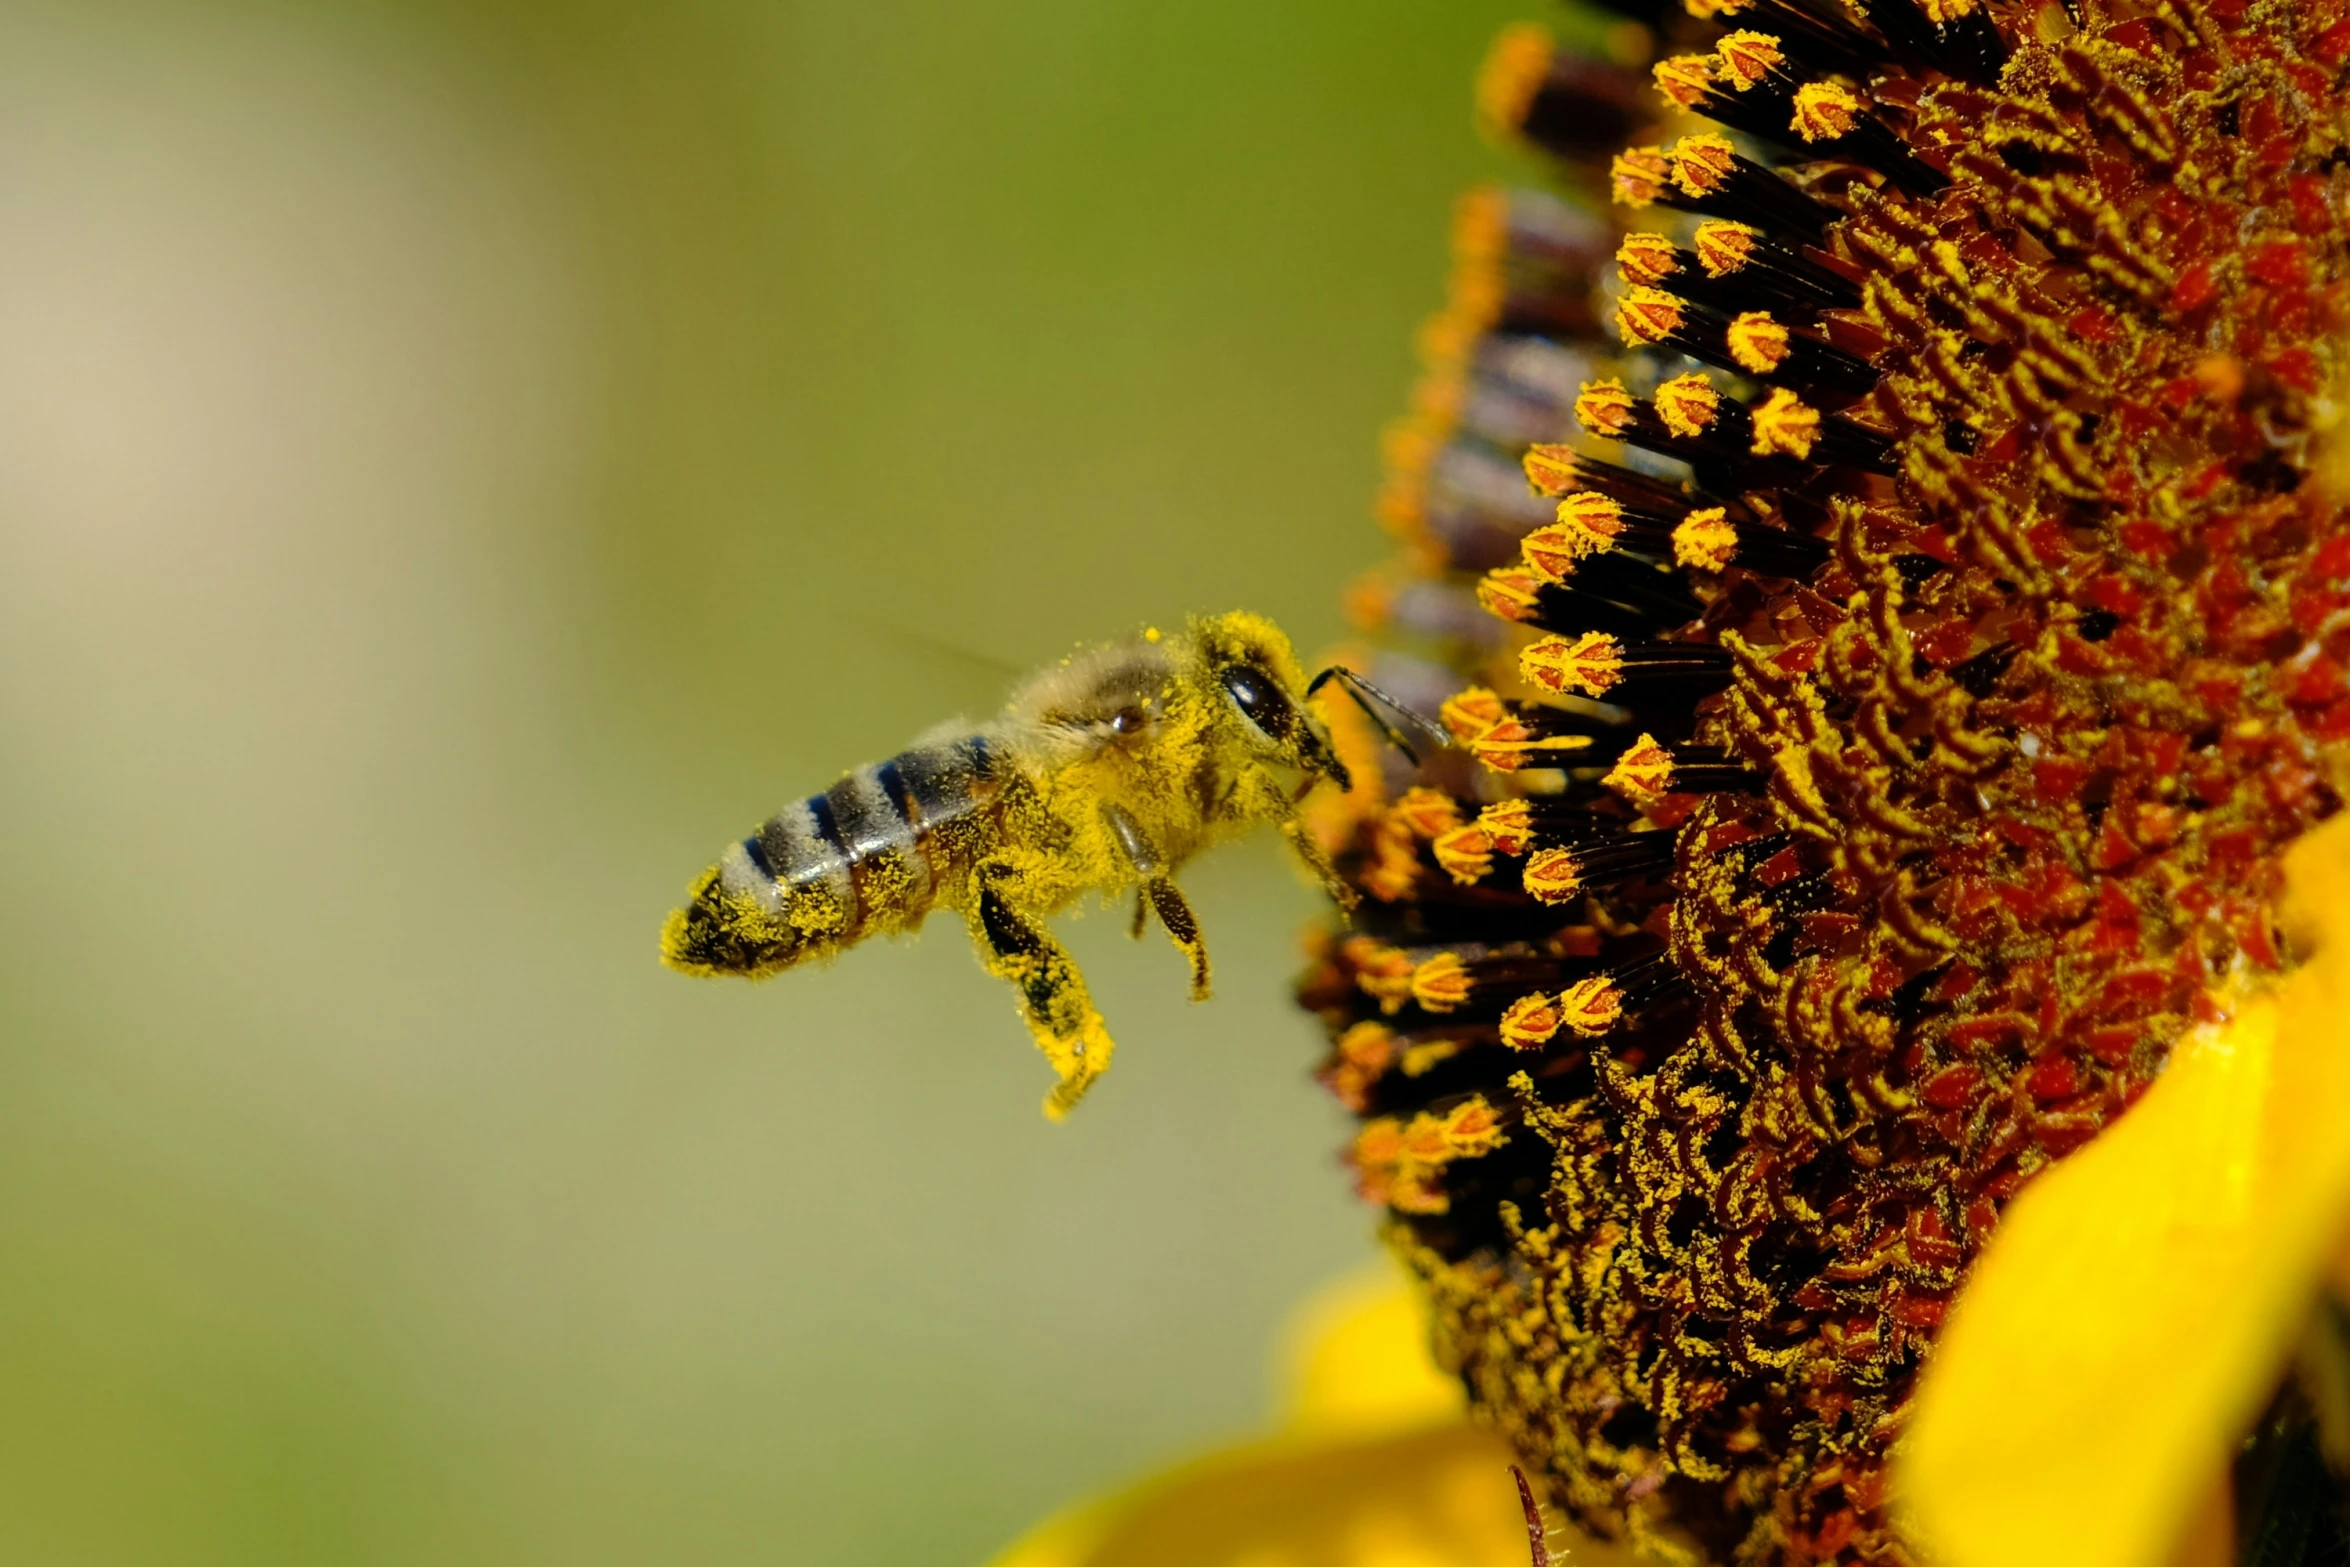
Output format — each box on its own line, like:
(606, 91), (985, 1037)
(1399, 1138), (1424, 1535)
(1670, 133), (1739, 198)
(1520, 631), (1625, 698)
(1750, 386), (1822, 458)
(1616, 232), (1681, 287)
(1476, 567), (1544, 621)
(1576, 377), (1638, 438)
(1672, 507), (1741, 572)
(1610, 145), (1671, 208)
(1474, 24), (1556, 144)
(1616, 286), (1687, 346)
(1792, 80), (1864, 142)
(1604, 733), (1679, 801)
(1522, 443), (1582, 496)
(1653, 54), (1715, 109)
(1654, 372), (1721, 438)
(1433, 824), (1497, 886)
(1558, 976), (1625, 1036)
(1695, 219), (1762, 277)
(1728, 310), (1793, 374)
(1523, 848), (1586, 905)
(1714, 30), (1785, 89)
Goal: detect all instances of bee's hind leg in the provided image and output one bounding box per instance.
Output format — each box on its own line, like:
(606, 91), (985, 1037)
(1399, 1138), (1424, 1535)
(969, 863), (1114, 1120)
(1143, 877), (1211, 1002)
(1104, 805), (1211, 1002)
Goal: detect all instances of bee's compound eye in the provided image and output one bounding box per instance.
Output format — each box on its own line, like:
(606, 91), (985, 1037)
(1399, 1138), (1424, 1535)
(1110, 707), (1146, 735)
(1221, 665), (1292, 740)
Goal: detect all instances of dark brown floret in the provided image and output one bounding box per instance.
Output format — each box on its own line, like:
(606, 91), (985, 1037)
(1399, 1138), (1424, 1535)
(1308, 2), (2350, 1560)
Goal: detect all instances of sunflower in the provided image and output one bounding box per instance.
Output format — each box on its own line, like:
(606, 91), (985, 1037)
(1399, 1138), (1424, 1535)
(1003, 0), (2350, 1562)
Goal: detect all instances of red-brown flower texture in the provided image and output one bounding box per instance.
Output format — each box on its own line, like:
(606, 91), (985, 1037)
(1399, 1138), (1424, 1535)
(1300, 1), (2350, 1560)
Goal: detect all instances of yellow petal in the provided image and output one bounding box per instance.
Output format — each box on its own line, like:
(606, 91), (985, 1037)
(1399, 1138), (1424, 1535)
(989, 1262), (1647, 1567)
(1901, 814), (2350, 1567)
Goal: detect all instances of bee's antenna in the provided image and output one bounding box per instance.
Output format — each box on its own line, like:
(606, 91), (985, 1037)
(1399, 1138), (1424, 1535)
(1510, 1466), (1555, 1567)
(1307, 666), (1451, 766)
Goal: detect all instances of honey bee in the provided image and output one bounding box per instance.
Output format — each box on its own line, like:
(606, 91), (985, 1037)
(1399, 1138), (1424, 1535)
(662, 611), (1433, 1117)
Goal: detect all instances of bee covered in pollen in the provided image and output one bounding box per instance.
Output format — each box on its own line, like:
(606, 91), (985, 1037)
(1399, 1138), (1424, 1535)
(662, 610), (1428, 1117)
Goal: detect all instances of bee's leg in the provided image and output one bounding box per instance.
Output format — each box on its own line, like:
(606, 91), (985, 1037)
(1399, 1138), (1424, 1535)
(1128, 889), (1149, 941)
(968, 862), (1114, 1120)
(1104, 804), (1211, 1001)
(1144, 877), (1211, 1002)
(1282, 816), (1359, 917)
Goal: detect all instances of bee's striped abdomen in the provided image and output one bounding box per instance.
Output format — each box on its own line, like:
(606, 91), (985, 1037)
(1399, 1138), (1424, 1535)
(662, 732), (999, 978)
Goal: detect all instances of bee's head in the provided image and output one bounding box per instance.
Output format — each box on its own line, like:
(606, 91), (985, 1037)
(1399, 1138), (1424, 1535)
(1189, 611), (1353, 792)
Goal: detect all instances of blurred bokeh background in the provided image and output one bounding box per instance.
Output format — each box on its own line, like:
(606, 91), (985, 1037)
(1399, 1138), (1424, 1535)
(0, 0), (1532, 1559)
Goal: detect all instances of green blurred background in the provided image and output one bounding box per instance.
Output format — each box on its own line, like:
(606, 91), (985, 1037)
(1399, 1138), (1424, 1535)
(0, 0), (1527, 1559)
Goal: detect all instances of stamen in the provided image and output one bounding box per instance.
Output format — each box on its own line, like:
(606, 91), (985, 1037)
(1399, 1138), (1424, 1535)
(1521, 633), (1732, 698)
(1522, 832), (1678, 904)
(1440, 687), (1509, 743)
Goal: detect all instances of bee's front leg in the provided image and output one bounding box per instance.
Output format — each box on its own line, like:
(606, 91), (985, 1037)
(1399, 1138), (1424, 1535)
(1281, 816), (1359, 917)
(1104, 805), (1211, 1002)
(968, 860), (1114, 1120)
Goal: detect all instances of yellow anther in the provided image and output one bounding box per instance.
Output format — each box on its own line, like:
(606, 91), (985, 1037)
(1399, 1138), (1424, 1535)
(1611, 145), (1671, 208)
(1474, 24), (1555, 143)
(1669, 133), (1739, 198)
(1576, 378), (1638, 439)
(1500, 992), (1563, 1050)
(1654, 373), (1722, 438)
(1409, 951), (1474, 1012)
(1476, 567), (1544, 621)
(1728, 310), (1793, 374)
(1604, 734), (1679, 802)
(1522, 443), (1581, 496)
(1672, 508), (1741, 572)
(1791, 81), (1864, 142)
(1616, 286), (1688, 346)
(1616, 232), (1682, 287)
(1521, 632), (1626, 698)
(1695, 220), (1763, 277)
(1557, 976), (1625, 1036)
(1714, 30), (1785, 89)
(1440, 687), (1509, 743)
(1523, 848), (1587, 904)
(1653, 54), (1716, 109)
(1750, 387), (1822, 458)
(1433, 825), (1497, 885)
(1476, 799), (1536, 856)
